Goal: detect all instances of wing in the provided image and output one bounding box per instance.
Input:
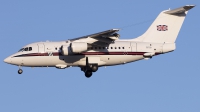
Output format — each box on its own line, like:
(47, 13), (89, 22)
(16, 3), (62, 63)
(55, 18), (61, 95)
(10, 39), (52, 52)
(69, 29), (120, 45)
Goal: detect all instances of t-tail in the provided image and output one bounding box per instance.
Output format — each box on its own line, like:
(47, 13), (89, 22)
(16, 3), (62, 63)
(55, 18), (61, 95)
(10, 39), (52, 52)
(134, 5), (195, 43)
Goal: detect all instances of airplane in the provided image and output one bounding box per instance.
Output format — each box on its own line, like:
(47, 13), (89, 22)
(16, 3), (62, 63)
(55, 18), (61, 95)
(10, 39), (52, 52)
(4, 5), (195, 78)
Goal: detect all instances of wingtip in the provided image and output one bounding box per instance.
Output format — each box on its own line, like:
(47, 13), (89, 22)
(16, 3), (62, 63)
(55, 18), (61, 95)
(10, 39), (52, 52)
(112, 29), (120, 31)
(186, 5), (196, 7)
(184, 5), (195, 11)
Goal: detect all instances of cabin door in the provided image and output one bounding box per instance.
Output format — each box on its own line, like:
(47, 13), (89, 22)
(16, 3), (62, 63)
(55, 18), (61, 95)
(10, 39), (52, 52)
(131, 42), (136, 52)
(38, 43), (45, 53)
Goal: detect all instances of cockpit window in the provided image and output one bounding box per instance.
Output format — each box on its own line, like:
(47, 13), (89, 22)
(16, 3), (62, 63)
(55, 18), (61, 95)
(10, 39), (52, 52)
(18, 47), (32, 52)
(18, 48), (24, 52)
(29, 47), (32, 51)
(24, 47), (28, 51)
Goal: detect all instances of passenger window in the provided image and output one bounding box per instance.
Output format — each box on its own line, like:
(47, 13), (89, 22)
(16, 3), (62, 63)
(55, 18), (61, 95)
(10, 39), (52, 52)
(111, 47), (113, 49)
(115, 47), (117, 49)
(95, 47), (97, 49)
(24, 47), (28, 51)
(99, 47), (101, 49)
(119, 47), (121, 49)
(103, 47), (105, 49)
(29, 47), (32, 51)
(122, 47), (125, 49)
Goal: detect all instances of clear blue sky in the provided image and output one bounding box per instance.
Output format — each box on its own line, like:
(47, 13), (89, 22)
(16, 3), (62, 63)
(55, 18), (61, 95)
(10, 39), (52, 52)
(0, 0), (200, 112)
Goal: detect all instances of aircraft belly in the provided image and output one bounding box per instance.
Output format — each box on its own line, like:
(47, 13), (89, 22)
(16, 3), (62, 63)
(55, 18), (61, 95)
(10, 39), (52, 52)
(73, 55), (144, 66)
(100, 55), (144, 66)
(21, 55), (145, 67)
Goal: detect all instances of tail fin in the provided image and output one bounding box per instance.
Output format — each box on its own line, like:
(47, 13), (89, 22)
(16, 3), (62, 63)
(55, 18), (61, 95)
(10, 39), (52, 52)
(135, 5), (195, 43)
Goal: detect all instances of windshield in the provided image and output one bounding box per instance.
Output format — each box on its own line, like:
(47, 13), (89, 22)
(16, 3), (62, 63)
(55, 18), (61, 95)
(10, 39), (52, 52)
(18, 48), (24, 52)
(18, 47), (32, 52)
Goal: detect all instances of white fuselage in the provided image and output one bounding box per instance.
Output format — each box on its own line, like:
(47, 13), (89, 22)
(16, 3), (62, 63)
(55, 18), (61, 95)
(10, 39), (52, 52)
(4, 40), (175, 68)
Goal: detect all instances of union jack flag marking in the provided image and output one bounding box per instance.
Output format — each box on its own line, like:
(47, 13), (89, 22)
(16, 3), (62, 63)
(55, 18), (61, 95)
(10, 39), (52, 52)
(157, 25), (168, 31)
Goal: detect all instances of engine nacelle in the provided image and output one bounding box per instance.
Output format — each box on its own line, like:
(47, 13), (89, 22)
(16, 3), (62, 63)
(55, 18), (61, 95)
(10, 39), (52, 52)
(105, 33), (120, 40)
(61, 42), (88, 55)
(61, 45), (72, 55)
(112, 33), (120, 38)
(71, 42), (87, 53)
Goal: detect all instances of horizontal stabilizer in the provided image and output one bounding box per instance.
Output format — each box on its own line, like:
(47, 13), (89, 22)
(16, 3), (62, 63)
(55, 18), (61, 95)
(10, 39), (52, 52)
(165, 5), (195, 15)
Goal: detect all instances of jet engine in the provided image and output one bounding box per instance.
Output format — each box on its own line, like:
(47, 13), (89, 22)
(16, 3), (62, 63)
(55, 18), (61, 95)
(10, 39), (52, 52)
(61, 42), (88, 55)
(71, 42), (88, 53)
(113, 33), (120, 38)
(61, 45), (72, 55)
(104, 33), (120, 40)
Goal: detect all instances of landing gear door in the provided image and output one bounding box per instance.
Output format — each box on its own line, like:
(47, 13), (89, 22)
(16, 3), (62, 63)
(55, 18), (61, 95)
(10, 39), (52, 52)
(38, 43), (45, 53)
(131, 42), (136, 52)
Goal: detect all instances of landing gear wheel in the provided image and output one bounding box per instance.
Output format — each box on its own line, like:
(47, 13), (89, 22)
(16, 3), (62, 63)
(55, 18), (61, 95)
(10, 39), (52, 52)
(18, 69), (23, 74)
(85, 70), (92, 78)
(91, 65), (98, 72)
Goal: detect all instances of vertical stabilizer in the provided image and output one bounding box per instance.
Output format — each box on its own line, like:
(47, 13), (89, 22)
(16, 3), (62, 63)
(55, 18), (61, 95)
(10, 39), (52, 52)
(134, 5), (195, 43)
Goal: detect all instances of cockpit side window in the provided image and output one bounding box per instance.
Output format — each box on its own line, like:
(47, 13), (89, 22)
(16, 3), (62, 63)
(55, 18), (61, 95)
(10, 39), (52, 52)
(29, 47), (32, 51)
(24, 47), (28, 51)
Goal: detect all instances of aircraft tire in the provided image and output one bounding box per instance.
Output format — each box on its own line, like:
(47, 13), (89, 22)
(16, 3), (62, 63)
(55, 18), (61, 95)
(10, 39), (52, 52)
(18, 69), (23, 74)
(85, 70), (92, 78)
(91, 65), (98, 72)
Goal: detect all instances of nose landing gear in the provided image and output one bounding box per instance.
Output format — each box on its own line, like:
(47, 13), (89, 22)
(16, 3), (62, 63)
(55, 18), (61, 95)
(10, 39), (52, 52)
(18, 69), (23, 74)
(18, 66), (23, 74)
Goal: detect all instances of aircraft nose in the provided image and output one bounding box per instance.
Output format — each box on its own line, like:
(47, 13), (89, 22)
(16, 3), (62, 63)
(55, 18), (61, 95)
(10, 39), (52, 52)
(4, 57), (11, 63)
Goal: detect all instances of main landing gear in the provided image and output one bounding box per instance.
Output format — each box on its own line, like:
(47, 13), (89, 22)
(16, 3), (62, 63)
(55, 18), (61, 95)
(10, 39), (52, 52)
(85, 70), (93, 78)
(81, 57), (99, 78)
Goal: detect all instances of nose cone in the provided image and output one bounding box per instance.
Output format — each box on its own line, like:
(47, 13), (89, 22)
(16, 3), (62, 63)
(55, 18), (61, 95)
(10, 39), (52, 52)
(4, 57), (11, 64)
